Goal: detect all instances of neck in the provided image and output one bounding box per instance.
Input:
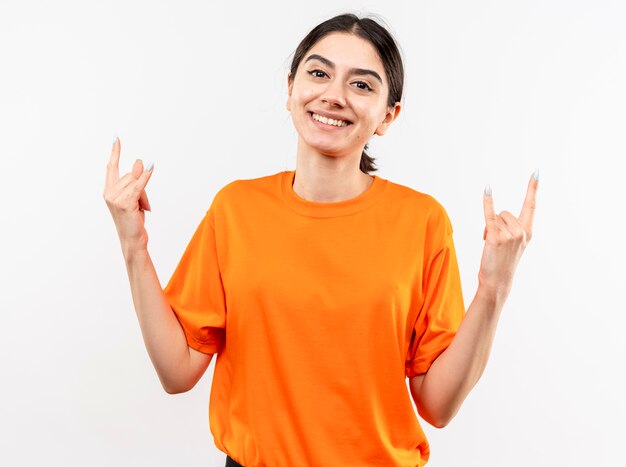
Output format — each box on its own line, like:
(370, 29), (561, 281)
(292, 140), (374, 203)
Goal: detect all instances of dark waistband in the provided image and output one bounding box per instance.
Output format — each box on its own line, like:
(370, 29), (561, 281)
(226, 455), (245, 467)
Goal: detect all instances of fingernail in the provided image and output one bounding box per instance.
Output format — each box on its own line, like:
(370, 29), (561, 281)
(533, 168), (540, 181)
(112, 135), (117, 146)
(145, 161), (154, 172)
(484, 184), (492, 197)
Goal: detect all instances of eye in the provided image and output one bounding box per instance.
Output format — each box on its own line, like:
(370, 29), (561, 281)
(307, 69), (373, 92)
(353, 81), (373, 92)
(308, 69), (328, 79)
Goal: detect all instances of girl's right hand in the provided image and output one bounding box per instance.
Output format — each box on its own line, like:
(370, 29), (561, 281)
(103, 137), (154, 257)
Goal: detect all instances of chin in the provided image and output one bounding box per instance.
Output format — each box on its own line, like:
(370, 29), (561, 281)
(309, 145), (346, 158)
(298, 136), (340, 156)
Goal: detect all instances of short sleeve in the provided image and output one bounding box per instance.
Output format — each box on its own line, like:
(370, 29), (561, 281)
(163, 205), (226, 355)
(405, 211), (465, 378)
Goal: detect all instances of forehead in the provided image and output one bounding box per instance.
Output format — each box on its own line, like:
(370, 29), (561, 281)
(304, 33), (386, 83)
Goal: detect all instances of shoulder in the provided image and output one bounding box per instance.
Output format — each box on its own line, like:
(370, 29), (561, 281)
(384, 179), (453, 235)
(208, 171), (284, 213)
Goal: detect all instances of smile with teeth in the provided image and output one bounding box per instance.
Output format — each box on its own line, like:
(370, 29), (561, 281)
(310, 112), (350, 127)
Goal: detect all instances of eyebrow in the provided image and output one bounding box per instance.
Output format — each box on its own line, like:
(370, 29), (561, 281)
(304, 54), (383, 85)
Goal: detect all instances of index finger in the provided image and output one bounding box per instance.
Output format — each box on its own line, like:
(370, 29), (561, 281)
(483, 184), (497, 228)
(105, 136), (121, 189)
(519, 170), (539, 234)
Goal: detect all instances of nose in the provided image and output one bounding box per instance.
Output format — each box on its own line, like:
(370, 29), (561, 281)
(321, 79), (346, 108)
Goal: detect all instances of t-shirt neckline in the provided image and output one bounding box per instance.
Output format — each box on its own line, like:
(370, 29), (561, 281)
(280, 170), (387, 218)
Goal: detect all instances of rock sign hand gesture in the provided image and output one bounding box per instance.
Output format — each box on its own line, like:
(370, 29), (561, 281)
(103, 137), (154, 256)
(478, 172), (539, 300)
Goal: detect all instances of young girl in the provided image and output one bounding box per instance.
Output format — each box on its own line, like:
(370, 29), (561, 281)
(104, 12), (538, 467)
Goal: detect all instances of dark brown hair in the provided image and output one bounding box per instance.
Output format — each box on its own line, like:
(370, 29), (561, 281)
(289, 13), (404, 174)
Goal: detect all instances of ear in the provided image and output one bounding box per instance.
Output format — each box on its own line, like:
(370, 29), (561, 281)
(286, 73), (294, 111)
(374, 102), (402, 136)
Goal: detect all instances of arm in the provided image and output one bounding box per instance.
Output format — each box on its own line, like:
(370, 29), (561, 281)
(410, 172), (539, 428)
(125, 248), (213, 394)
(104, 137), (212, 394)
(409, 287), (503, 428)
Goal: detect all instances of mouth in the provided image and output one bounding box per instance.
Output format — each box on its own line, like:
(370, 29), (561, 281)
(308, 112), (352, 128)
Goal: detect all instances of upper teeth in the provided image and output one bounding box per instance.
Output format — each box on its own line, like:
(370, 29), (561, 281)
(312, 113), (348, 127)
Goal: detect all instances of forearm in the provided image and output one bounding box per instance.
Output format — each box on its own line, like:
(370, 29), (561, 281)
(124, 248), (192, 394)
(414, 286), (506, 427)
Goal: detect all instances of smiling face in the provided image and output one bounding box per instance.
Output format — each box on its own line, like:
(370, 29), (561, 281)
(286, 32), (401, 160)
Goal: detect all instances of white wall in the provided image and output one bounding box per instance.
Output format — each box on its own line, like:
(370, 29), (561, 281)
(1, 0), (624, 465)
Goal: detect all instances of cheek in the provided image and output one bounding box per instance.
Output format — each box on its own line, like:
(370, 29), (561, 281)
(291, 79), (321, 100)
(294, 88), (316, 103)
(355, 105), (382, 130)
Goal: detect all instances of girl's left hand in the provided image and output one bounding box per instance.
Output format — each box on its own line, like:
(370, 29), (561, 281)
(478, 172), (539, 300)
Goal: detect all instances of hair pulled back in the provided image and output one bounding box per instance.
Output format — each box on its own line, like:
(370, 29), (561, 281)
(289, 13), (404, 174)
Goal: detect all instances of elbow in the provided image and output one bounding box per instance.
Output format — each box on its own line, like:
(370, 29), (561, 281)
(417, 404), (457, 429)
(430, 416), (451, 429)
(420, 409), (454, 429)
(432, 406), (462, 428)
(164, 383), (192, 395)
(161, 378), (194, 395)
(412, 383), (462, 429)
(164, 385), (184, 395)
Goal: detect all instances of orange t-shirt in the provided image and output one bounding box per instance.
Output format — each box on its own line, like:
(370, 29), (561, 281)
(163, 170), (465, 467)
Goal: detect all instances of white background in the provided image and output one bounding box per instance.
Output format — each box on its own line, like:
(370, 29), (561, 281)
(1, 0), (625, 465)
